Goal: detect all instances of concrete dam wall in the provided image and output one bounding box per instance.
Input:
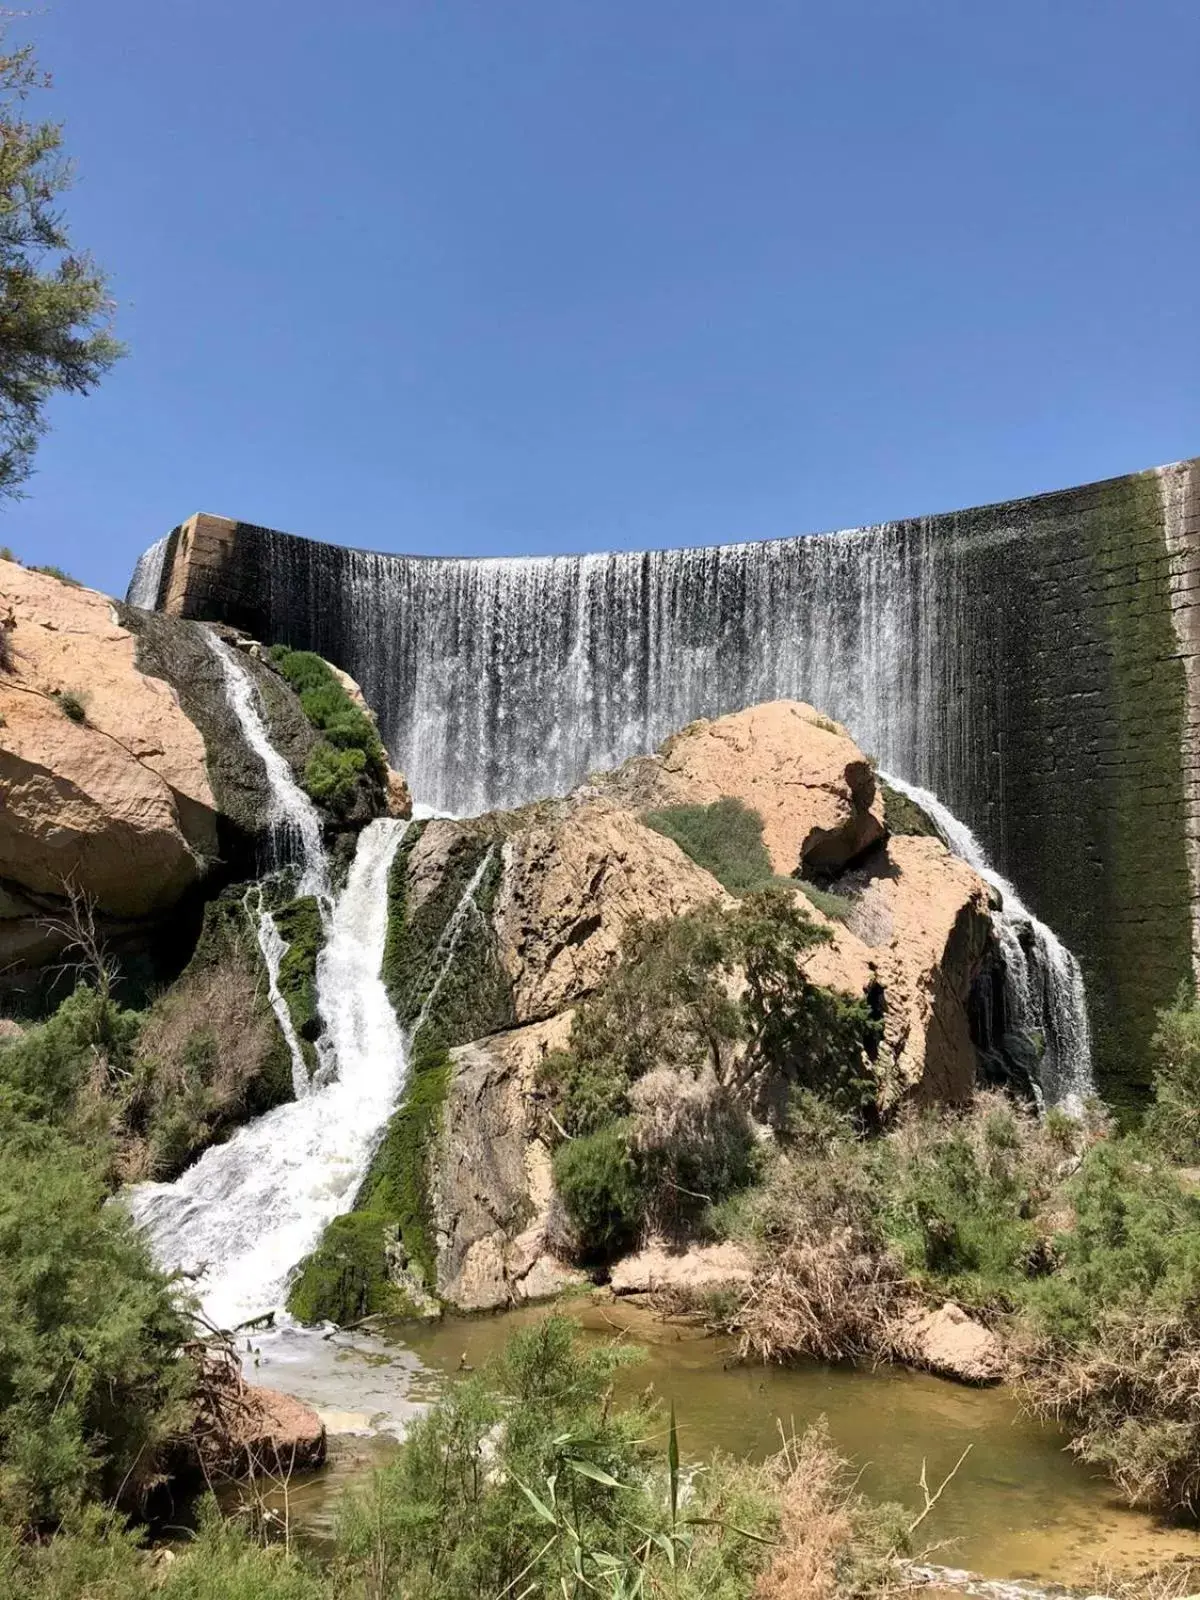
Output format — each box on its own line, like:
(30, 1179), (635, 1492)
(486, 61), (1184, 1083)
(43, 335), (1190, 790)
(129, 457), (1200, 1106)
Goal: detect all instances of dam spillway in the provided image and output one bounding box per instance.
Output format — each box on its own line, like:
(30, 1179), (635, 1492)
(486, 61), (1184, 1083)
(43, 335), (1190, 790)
(128, 457), (1200, 1107)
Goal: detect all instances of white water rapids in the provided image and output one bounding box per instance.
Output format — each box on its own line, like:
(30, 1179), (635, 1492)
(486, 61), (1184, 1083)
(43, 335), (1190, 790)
(882, 773), (1094, 1111)
(125, 816), (411, 1329)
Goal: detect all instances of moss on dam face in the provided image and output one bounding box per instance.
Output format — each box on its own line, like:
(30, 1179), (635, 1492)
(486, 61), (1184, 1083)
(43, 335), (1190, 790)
(130, 459), (1200, 1106)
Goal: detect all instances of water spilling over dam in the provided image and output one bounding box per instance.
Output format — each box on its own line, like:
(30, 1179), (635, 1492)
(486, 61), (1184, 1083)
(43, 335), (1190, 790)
(127, 459), (1200, 1102)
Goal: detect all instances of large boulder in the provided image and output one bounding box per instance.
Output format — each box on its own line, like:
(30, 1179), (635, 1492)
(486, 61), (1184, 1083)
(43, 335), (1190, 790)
(0, 560), (217, 921)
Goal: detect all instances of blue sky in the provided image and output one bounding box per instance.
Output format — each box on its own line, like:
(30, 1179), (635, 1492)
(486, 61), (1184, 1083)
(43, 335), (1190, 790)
(8, 0), (1199, 597)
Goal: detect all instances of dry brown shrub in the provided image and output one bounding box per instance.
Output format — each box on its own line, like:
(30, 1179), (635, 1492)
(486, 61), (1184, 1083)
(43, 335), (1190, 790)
(755, 1421), (906, 1600)
(732, 1147), (908, 1365)
(738, 1226), (907, 1366)
(138, 957), (272, 1105)
(1016, 1309), (1200, 1515)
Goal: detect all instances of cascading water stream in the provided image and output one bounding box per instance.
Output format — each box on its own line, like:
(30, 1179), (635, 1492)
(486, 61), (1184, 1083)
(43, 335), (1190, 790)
(881, 773), (1094, 1111)
(202, 629), (329, 904)
(125, 818), (411, 1329)
(126, 534), (169, 610)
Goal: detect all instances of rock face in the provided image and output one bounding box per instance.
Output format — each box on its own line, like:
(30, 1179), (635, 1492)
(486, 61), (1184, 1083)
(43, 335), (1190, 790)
(433, 1016), (583, 1311)
(0, 562), (220, 974)
(609, 1242), (755, 1299)
(0, 562), (409, 993)
(408, 700), (994, 1310)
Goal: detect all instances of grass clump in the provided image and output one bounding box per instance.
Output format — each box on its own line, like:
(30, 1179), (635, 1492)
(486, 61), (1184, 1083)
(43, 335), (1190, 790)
(302, 740), (366, 813)
(643, 796), (788, 895)
(54, 687), (87, 723)
(288, 1034), (451, 1324)
(29, 562), (81, 586)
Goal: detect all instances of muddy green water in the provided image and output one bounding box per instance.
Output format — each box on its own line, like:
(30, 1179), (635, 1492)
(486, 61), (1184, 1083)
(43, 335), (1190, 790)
(275, 1298), (1200, 1590)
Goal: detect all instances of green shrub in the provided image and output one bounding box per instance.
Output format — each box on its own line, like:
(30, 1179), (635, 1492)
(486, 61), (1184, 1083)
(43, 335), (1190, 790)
(1020, 1140), (1200, 1514)
(302, 742), (365, 813)
(552, 1122), (645, 1264)
(877, 1110), (1046, 1309)
(642, 795), (793, 895)
(0, 1127), (192, 1529)
(0, 984), (141, 1128)
(0, 545), (14, 562)
(1144, 989), (1200, 1163)
(269, 647), (384, 767)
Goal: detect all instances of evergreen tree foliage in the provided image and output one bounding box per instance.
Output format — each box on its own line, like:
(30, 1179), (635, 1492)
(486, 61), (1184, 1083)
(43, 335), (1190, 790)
(0, 27), (123, 497)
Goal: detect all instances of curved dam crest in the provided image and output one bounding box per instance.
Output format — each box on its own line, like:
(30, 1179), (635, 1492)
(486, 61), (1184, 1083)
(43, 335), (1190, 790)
(128, 457), (1200, 1106)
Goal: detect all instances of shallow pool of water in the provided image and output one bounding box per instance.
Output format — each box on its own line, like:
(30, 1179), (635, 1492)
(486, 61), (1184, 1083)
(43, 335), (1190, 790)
(255, 1297), (1200, 1589)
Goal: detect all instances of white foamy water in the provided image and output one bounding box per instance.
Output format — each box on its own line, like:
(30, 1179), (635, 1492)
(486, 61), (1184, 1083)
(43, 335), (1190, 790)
(126, 818), (411, 1328)
(246, 883), (312, 1098)
(125, 534), (169, 609)
(882, 774), (1094, 1111)
(202, 629), (330, 904)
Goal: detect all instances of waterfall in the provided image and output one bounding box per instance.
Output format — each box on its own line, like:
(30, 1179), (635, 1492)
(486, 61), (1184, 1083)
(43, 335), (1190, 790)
(125, 819), (411, 1329)
(245, 883), (312, 1099)
(882, 774), (1094, 1111)
(202, 629), (329, 903)
(126, 534), (169, 609)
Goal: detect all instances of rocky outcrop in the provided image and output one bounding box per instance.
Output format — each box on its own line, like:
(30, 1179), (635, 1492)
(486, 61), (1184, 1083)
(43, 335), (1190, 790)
(890, 1300), (1005, 1385)
(0, 561), (408, 994)
(433, 1016), (583, 1311)
(0, 562), (223, 981)
(609, 1242), (754, 1299)
(404, 700), (994, 1311)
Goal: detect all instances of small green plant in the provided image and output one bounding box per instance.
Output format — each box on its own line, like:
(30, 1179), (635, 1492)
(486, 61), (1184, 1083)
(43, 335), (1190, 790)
(0, 544), (15, 562)
(54, 688), (87, 724)
(302, 741), (365, 812)
(30, 563), (81, 587)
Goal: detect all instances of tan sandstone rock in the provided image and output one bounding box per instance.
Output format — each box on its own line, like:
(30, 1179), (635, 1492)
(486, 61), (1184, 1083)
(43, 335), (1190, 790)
(434, 1015), (584, 1311)
(494, 801), (734, 1021)
(641, 702), (885, 875)
(890, 1300), (1005, 1385)
(0, 560), (217, 917)
(386, 766), (413, 819)
(609, 1241), (754, 1298)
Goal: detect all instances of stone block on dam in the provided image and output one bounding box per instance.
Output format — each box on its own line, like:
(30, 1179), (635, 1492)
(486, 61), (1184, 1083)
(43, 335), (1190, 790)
(127, 458), (1200, 1107)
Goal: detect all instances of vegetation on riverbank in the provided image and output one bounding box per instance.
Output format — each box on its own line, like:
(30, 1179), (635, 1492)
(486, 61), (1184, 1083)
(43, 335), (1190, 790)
(3, 1317), (913, 1600)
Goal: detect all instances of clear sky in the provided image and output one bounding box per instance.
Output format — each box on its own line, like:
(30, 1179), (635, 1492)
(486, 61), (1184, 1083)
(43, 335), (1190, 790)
(7, 0), (1199, 597)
